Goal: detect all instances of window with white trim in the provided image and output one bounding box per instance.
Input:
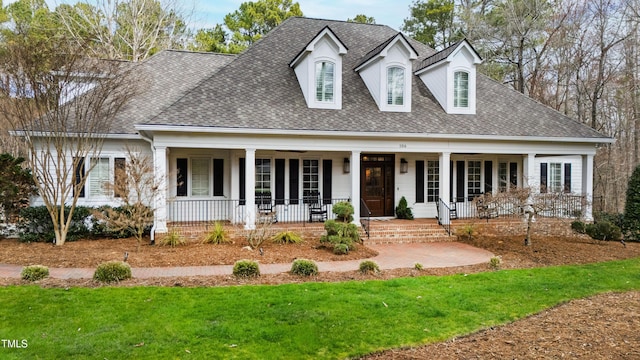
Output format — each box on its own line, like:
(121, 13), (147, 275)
(255, 158), (271, 193)
(549, 163), (562, 193)
(387, 67), (404, 105)
(427, 160), (439, 202)
(89, 157), (109, 196)
(303, 159), (319, 195)
(315, 61), (334, 102)
(467, 160), (482, 199)
(191, 158), (210, 196)
(454, 71), (469, 108)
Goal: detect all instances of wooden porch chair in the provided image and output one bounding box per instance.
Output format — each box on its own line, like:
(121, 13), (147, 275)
(304, 190), (328, 223)
(256, 191), (277, 223)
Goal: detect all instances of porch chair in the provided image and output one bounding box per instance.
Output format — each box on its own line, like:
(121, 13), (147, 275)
(256, 191), (277, 223)
(304, 190), (328, 223)
(449, 201), (458, 220)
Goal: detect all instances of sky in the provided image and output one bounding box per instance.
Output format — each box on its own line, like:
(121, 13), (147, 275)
(27, 0), (415, 32)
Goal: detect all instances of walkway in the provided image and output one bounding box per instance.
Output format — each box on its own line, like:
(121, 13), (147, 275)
(0, 242), (494, 280)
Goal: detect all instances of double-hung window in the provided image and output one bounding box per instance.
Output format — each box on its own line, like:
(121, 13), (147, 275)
(387, 67), (404, 105)
(427, 160), (439, 202)
(191, 158), (210, 196)
(89, 157), (109, 196)
(454, 71), (469, 108)
(256, 158), (271, 193)
(549, 163), (562, 193)
(315, 61), (334, 102)
(303, 159), (319, 196)
(467, 160), (482, 199)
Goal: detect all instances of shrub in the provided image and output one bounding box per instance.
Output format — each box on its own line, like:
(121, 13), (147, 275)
(332, 201), (354, 223)
(414, 263), (424, 271)
(395, 196), (414, 220)
(359, 260), (380, 274)
(202, 222), (230, 244)
(333, 243), (349, 255)
(571, 220), (586, 234)
(233, 259), (260, 278)
(20, 265), (49, 281)
(489, 256), (502, 270)
(290, 259), (318, 276)
(272, 230), (302, 244)
(456, 223), (477, 240)
(585, 221), (622, 241)
(158, 229), (185, 247)
(18, 205), (98, 243)
(93, 261), (132, 283)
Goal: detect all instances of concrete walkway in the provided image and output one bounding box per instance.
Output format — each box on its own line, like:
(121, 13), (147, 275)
(0, 242), (494, 280)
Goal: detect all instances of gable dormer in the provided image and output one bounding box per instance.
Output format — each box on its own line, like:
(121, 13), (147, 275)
(414, 39), (482, 115)
(289, 26), (348, 110)
(354, 33), (418, 113)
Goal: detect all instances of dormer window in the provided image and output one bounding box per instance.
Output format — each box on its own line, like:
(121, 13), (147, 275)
(315, 61), (335, 102)
(453, 71), (469, 108)
(290, 26), (347, 110)
(387, 67), (405, 106)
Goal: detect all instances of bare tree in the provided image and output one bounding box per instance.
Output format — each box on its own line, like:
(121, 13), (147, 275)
(94, 145), (157, 251)
(0, 30), (140, 245)
(57, 0), (191, 62)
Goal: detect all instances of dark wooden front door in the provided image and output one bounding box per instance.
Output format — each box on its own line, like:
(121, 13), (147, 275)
(361, 155), (395, 217)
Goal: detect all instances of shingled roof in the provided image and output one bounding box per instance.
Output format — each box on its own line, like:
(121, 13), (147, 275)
(111, 50), (234, 134)
(142, 17), (607, 141)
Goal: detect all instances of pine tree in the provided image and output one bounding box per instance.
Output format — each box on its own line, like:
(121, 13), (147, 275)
(623, 165), (640, 240)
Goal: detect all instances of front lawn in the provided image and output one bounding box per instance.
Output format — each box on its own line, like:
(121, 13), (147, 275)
(1, 258), (639, 359)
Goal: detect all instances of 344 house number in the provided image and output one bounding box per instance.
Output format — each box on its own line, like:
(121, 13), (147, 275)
(399, 144), (407, 148)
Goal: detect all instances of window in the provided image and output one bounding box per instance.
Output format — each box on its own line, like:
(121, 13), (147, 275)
(191, 158), (210, 196)
(498, 162), (508, 192)
(255, 158), (271, 193)
(549, 163), (562, 193)
(427, 160), (439, 202)
(315, 61), (334, 102)
(387, 67), (404, 105)
(467, 160), (481, 199)
(454, 71), (469, 108)
(303, 159), (319, 196)
(90, 157), (109, 196)
(499, 162), (518, 192)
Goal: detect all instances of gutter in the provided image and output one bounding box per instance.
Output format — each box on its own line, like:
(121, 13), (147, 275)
(138, 130), (157, 245)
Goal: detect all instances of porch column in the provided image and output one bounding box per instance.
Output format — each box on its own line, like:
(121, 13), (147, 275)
(245, 148), (256, 230)
(154, 146), (168, 235)
(582, 154), (594, 221)
(351, 150), (361, 225)
(523, 153), (537, 191)
(439, 152), (451, 224)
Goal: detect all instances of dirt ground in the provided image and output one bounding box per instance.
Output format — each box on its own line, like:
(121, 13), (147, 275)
(1, 232), (640, 358)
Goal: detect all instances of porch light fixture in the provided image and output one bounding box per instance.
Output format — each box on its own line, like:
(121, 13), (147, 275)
(400, 158), (408, 173)
(343, 158), (350, 174)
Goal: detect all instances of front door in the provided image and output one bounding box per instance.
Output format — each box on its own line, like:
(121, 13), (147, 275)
(361, 154), (395, 217)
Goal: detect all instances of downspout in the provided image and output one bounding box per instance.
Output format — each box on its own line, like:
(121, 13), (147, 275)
(139, 130), (157, 244)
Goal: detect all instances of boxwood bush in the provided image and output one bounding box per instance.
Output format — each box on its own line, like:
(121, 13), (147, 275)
(93, 261), (132, 283)
(233, 259), (260, 278)
(20, 265), (49, 281)
(359, 260), (380, 274)
(290, 259), (318, 276)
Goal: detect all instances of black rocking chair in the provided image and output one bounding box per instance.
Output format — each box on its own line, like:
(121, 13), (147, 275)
(304, 191), (328, 223)
(256, 191), (277, 223)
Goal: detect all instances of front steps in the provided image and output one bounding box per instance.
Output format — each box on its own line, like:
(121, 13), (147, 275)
(362, 219), (454, 244)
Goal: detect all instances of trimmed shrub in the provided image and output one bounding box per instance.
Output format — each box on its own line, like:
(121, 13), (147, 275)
(158, 229), (185, 247)
(18, 205), (101, 243)
(202, 222), (230, 244)
(290, 259), (318, 276)
(332, 201), (354, 223)
(571, 220), (586, 234)
(233, 259), (260, 278)
(20, 265), (49, 281)
(359, 260), (380, 274)
(333, 243), (349, 255)
(93, 261), (132, 283)
(585, 221), (622, 241)
(395, 196), (414, 220)
(272, 230), (302, 244)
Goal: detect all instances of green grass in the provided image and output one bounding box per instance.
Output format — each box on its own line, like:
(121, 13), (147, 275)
(1, 258), (639, 359)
